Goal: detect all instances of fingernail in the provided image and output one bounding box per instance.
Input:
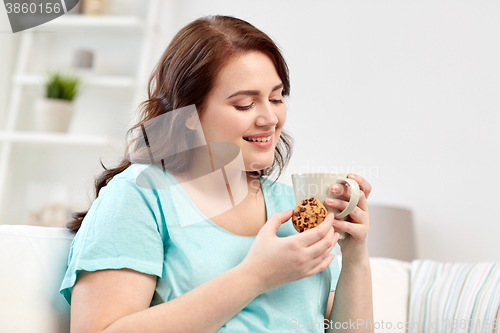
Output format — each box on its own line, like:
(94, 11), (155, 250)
(348, 174), (356, 179)
(331, 184), (341, 192)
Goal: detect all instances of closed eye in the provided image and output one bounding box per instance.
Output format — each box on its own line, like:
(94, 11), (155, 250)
(234, 99), (283, 111)
(235, 102), (255, 111)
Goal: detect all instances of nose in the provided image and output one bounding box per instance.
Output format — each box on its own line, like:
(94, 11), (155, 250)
(255, 101), (279, 128)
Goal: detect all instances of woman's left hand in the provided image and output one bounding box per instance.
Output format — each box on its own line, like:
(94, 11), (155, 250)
(324, 174), (372, 264)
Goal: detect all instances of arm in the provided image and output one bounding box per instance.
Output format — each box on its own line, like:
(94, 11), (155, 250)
(323, 174), (374, 333)
(325, 291), (335, 320)
(326, 254), (374, 333)
(71, 263), (264, 333)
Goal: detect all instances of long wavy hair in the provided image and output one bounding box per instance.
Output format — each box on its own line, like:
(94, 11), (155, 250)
(66, 15), (293, 233)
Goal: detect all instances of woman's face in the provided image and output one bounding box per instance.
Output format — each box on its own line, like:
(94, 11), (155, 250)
(199, 51), (287, 172)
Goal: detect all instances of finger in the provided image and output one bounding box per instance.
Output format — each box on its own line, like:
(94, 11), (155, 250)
(308, 241), (336, 271)
(325, 189), (368, 213)
(312, 237), (337, 265)
(306, 228), (340, 260)
(305, 224), (335, 258)
(347, 174), (372, 199)
(344, 206), (369, 225)
(332, 218), (369, 241)
(327, 199), (367, 223)
(330, 183), (350, 200)
(357, 189), (368, 212)
(296, 213), (335, 247)
(307, 253), (336, 277)
(264, 209), (294, 236)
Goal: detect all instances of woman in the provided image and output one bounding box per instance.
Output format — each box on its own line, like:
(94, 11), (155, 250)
(60, 15), (373, 332)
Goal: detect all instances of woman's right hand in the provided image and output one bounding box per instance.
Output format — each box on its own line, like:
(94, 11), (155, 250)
(240, 209), (340, 294)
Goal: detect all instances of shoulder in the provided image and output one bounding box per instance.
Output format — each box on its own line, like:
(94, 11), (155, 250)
(102, 163), (166, 194)
(112, 163), (159, 184)
(94, 164), (168, 213)
(82, 163), (167, 237)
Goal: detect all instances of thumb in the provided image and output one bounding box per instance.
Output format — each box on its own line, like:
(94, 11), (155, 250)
(263, 209), (294, 235)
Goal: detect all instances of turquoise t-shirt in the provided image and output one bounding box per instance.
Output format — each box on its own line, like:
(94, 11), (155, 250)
(59, 163), (341, 332)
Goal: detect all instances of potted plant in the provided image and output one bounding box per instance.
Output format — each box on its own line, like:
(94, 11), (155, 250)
(34, 71), (82, 132)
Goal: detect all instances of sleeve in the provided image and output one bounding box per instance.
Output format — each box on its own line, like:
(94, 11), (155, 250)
(329, 249), (341, 291)
(59, 177), (164, 305)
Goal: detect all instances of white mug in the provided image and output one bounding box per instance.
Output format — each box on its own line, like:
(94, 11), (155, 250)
(291, 172), (360, 240)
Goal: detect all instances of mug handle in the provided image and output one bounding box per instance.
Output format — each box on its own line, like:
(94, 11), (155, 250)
(334, 177), (360, 219)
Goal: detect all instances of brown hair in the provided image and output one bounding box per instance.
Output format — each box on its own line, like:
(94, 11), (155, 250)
(66, 15), (293, 233)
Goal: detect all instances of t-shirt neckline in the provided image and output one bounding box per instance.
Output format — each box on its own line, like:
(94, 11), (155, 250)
(164, 170), (270, 238)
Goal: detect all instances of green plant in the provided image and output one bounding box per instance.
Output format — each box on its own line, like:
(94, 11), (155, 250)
(43, 71), (81, 101)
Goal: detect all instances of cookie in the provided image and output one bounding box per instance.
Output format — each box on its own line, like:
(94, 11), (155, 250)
(292, 197), (328, 233)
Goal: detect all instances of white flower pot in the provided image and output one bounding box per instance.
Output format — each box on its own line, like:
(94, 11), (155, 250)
(33, 98), (74, 133)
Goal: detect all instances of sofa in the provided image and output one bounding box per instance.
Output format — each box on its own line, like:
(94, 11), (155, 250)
(1, 225), (499, 333)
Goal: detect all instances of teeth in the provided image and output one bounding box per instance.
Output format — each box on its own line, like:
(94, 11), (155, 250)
(245, 135), (272, 142)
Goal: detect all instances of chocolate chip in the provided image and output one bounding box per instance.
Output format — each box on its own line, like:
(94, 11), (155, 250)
(300, 207), (306, 212)
(304, 217), (309, 222)
(299, 227), (304, 232)
(294, 212), (300, 217)
(321, 208), (325, 214)
(308, 197), (314, 202)
(302, 200), (308, 205)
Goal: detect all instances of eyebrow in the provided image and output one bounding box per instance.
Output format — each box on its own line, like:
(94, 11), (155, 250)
(226, 83), (284, 99)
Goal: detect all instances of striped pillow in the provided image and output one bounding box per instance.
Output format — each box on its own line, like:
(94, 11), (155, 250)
(408, 260), (500, 333)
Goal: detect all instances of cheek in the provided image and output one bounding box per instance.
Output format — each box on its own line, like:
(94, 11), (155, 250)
(277, 107), (287, 128)
(202, 112), (238, 137)
(215, 117), (247, 139)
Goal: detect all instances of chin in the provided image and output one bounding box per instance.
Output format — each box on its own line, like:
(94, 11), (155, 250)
(241, 147), (276, 172)
(244, 159), (274, 172)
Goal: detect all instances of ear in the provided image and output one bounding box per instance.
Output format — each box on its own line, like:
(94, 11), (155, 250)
(185, 112), (198, 130)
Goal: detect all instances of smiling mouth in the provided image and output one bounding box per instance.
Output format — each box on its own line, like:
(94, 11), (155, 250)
(243, 135), (273, 142)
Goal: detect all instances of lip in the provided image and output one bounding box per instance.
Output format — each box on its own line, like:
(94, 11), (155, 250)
(243, 131), (275, 139)
(244, 136), (273, 148)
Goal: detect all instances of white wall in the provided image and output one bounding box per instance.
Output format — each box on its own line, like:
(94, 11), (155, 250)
(157, 0), (500, 262)
(2, 1), (498, 262)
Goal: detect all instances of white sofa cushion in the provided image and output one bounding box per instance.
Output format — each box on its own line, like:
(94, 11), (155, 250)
(409, 260), (500, 333)
(338, 255), (411, 332)
(0, 225), (74, 333)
